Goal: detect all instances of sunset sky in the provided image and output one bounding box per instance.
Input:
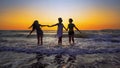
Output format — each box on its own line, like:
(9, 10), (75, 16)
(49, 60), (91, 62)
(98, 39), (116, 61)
(0, 0), (120, 30)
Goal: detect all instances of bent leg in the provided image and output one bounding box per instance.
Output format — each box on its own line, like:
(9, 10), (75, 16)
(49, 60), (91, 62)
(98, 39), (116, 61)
(69, 36), (71, 44)
(40, 35), (43, 45)
(37, 35), (40, 45)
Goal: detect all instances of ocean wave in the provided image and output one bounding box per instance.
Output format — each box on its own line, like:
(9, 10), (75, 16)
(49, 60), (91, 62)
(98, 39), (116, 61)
(0, 46), (120, 56)
(0, 34), (27, 38)
(0, 38), (8, 42)
(0, 30), (120, 43)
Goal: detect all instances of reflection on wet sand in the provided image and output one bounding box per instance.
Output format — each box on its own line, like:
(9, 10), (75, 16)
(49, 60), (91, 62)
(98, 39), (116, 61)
(31, 53), (77, 68)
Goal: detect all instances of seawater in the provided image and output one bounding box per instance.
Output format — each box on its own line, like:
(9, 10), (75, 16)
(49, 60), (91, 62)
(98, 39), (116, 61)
(0, 30), (120, 68)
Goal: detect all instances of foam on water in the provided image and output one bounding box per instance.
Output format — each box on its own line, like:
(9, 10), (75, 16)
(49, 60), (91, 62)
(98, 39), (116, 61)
(0, 45), (120, 56)
(0, 30), (120, 55)
(0, 30), (120, 68)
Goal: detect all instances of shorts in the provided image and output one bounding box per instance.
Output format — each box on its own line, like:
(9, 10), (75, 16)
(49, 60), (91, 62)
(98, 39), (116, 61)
(68, 31), (74, 36)
(37, 30), (43, 36)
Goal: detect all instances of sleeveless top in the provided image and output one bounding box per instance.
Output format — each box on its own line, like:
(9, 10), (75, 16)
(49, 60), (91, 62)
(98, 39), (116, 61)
(68, 23), (75, 32)
(57, 23), (63, 37)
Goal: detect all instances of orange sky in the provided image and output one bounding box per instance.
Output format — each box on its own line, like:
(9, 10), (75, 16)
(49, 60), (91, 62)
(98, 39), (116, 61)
(0, 0), (120, 30)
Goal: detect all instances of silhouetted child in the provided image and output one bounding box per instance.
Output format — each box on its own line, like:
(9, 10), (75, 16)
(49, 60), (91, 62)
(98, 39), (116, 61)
(67, 18), (81, 45)
(48, 18), (67, 45)
(27, 20), (48, 45)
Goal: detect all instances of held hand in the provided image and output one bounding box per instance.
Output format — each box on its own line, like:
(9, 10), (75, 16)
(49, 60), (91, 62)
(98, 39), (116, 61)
(48, 25), (52, 27)
(47, 25), (50, 27)
(66, 29), (68, 31)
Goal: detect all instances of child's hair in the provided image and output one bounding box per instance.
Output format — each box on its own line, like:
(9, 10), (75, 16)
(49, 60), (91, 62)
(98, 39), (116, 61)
(69, 18), (73, 22)
(58, 18), (63, 23)
(29, 20), (39, 28)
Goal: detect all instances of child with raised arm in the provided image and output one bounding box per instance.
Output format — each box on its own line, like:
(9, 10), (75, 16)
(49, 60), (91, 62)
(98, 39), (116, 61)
(48, 18), (67, 45)
(27, 20), (48, 45)
(67, 18), (81, 45)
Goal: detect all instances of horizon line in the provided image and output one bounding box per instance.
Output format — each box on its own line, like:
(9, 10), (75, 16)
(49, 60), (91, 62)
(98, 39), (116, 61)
(0, 29), (120, 31)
